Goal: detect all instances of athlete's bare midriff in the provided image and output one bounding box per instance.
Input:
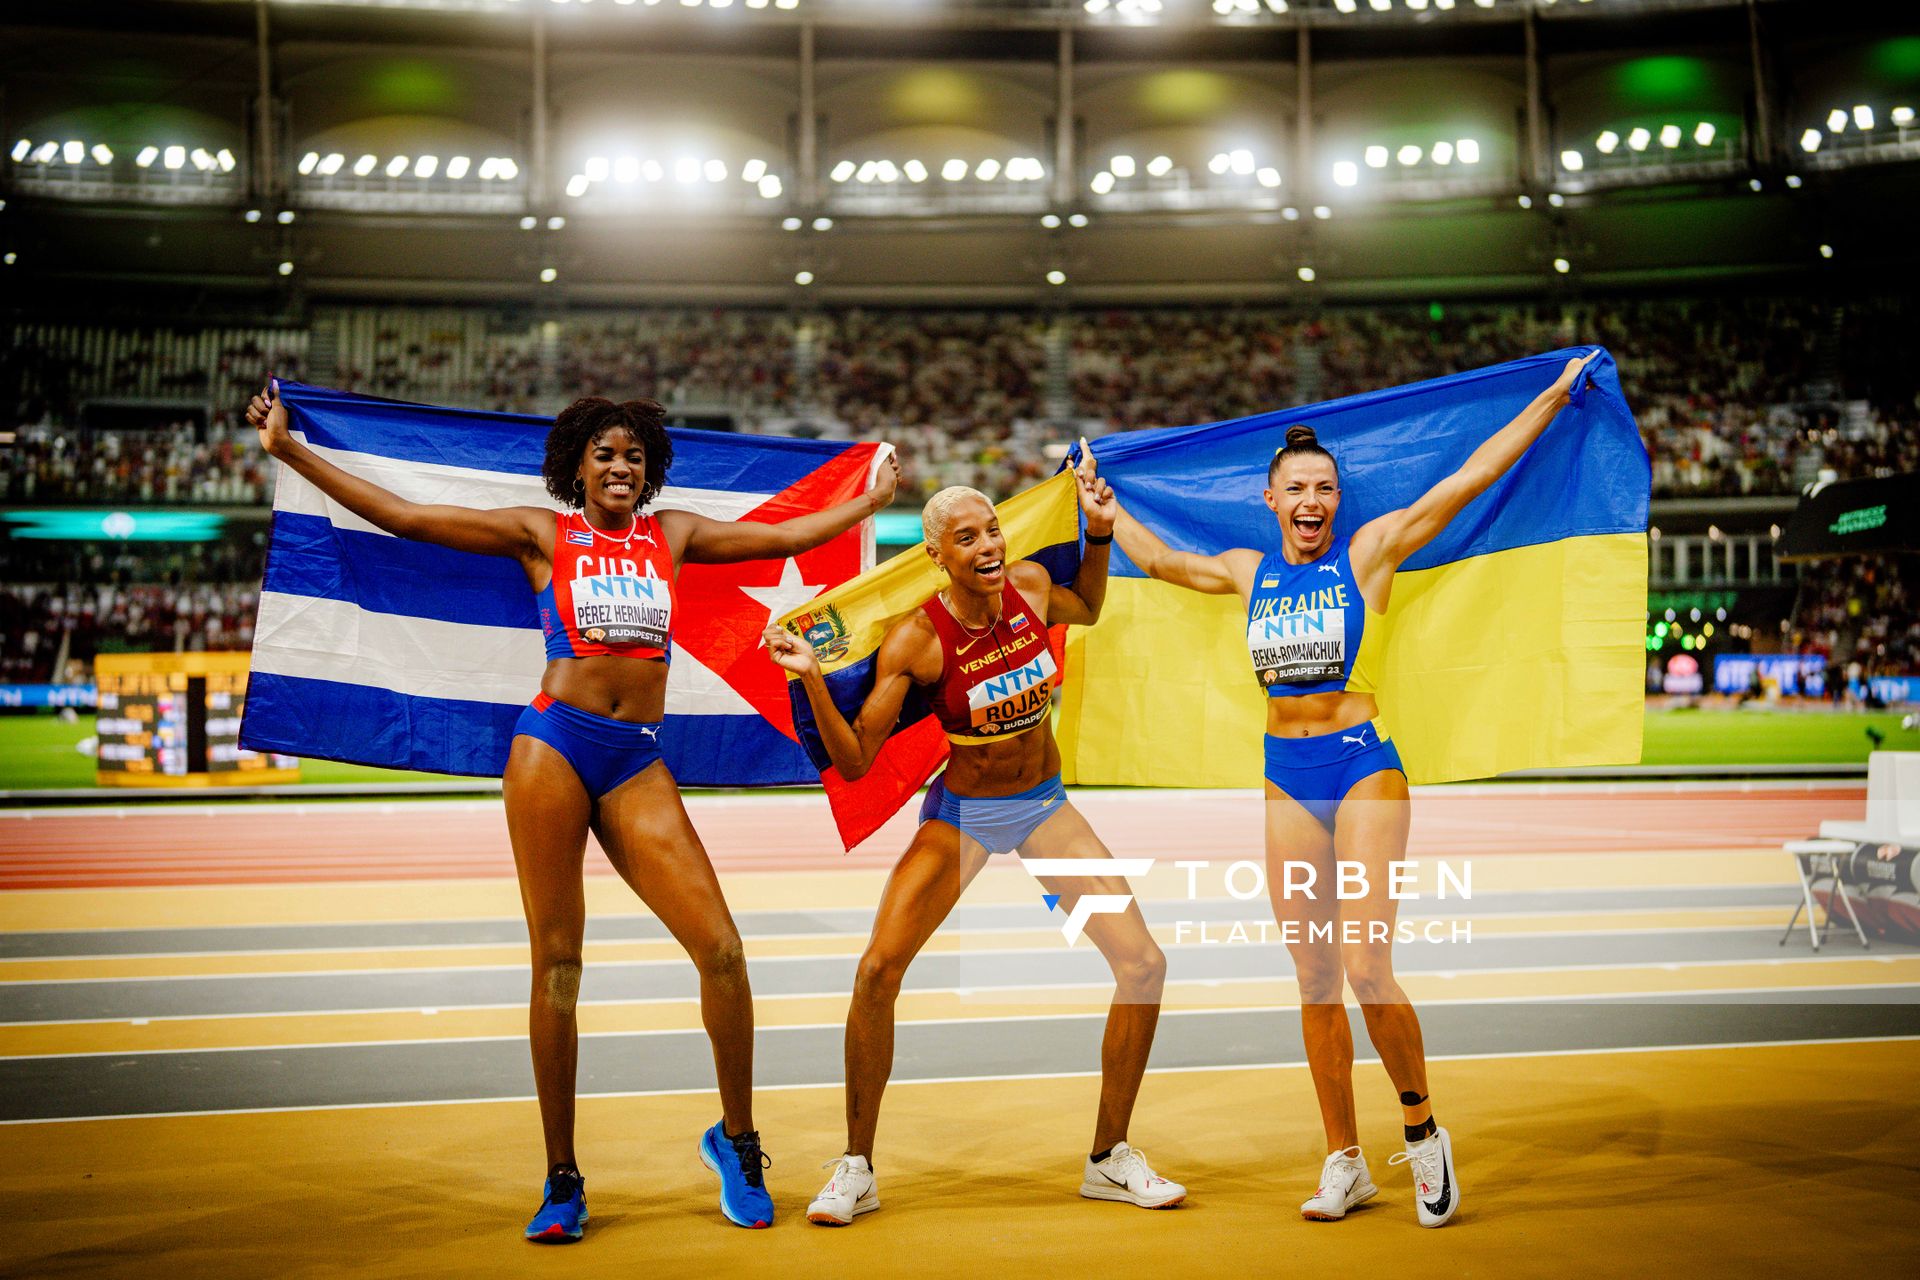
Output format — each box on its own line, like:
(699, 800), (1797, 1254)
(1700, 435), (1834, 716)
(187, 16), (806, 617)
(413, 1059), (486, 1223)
(941, 725), (1063, 798)
(541, 654), (669, 722)
(1265, 688), (1379, 739)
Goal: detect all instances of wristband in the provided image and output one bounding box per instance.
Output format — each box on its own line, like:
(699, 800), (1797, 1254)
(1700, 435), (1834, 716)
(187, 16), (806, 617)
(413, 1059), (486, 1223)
(1085, 531), (1114, 545)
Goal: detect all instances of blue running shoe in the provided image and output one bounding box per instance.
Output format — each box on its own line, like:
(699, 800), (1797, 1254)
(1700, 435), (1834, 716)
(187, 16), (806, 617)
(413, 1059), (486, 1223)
(524, 1169), (587, 1243)
(698, 1121), (774, 1228)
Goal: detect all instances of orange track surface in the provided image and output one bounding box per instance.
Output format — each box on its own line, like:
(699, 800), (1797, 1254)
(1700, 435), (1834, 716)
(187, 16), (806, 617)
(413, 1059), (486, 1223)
(0, 785), (1861, 889)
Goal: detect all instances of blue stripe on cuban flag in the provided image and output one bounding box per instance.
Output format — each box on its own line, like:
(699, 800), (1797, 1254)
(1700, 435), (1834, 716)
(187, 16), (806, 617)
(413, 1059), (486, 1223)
(240, 381), (876, 785)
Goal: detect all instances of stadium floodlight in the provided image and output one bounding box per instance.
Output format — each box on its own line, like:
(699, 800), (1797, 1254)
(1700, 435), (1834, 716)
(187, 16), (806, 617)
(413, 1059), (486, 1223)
(711, 0), (733, 9)
(941, 158), (968, 181)
(1594, 130), (1619, 154)
(782, 216), (802, 230)
(1257, 166), (1281, 187)
(1208, 152), (1230, 174)
(1693, 121), (1715, 146)
(1853, 105), (1874, 131)
(975, 158), (1001, 181)
(447, 155), (471, 179)
(705, 159), (728, 182)
(357, 154), (379, 176)
(746, 0), (767, 7)
(1090, 170), (1115, 194)
(519, 215), (537, 229)
(1281, 206), (1299, 220)
(640, 159), (662, 181)
(1332, 161), (1358, 187)
(1147, 154), (1173, 176)
(831, 160), (856, 182)
(904, 159), (928, 182)
(2, 252), (13, 266)
(164, 145), (186, 170)
(1267, 0), (1288, 11)
(1364, 146), (1388, 169)
(1212, 0), (1231, 13)
(318, 153), (344, 176)
(674, 157), (700, 184)
(1827, 108), (1847, 133)
(62, 139), (83, 164)
(136, 145), (158, 167)
(1407, 0), (1428, 9)
(299, 151), (321, 175)
(742, 158), (766, 183)
(776, 0), (797, 8)
(1560, 149), (1583, 172)
(585, 156), (610, 182)
(1785, 174), (1802, 188)
(1369, 0), (1389, 10)
(1110, 155), (1136, 178)
(1626, 128), (1650, 152)
(386, 155), (409, 177)
(11, 139), (30, 163)
(812, 216), (832, 230)
(244, 208), (261, 222)
(1456, 138), (1480, 164)
(193, 148), (218, 172)
(277, 209), (296, 224)
(1799, 128), (1822, 153)
(541, 267), (557, 283)
(1553, 257), (1570, 274)
(875, 160), (899, 183)
(1313, 204), (1330, 219)
(1474, 0), (1493, 7)
(1047, 270), (1066, 285)
(278, 260), (294, 276)
(1297, 266), (1315, 282)
(854, 161), (876, 184)
(1085, 0), (1110, 11)
(1436, 0), (1454, 8)
(614, 156), (639, 183)
(1432, 141), (1453, 165)
(548, 215), (565, 229)
(416, 155), (438, 178)
(1819, 243), (1833, 259)
(1333, 0), (1355, 11)
(1547, 192), (1564, 206)
(566, 174), (590, 197)
(1396, 144), (1422, 166)
(758, 175), (782, 198)
(1517, 193), (1532, 208)
(1229, 148), (1254, 175)
(795, 271), (814, 286)
(1069, 212), (1089, 227)
(1893, 106), (1915, 127)
(91, 144), (113, 165)
(1748, 177), (1762, 191)
(1659, 124), (1681, 148)
(1042, 213), (1061, 228)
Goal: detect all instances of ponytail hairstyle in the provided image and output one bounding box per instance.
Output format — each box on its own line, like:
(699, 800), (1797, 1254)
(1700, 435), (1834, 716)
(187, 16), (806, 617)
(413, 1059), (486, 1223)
(542, 396), (674, 509)
(1268, 423), (1339, 486)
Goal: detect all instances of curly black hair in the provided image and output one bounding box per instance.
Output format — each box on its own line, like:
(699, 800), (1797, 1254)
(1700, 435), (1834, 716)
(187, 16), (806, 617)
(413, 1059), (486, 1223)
(542, 397), (674, 509)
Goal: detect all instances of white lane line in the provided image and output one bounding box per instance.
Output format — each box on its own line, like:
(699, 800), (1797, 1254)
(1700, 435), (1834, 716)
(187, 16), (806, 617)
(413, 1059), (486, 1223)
(3, 1032), (1912, 1126)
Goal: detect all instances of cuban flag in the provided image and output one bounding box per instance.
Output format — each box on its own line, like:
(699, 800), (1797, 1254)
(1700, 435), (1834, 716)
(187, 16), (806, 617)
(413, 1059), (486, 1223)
(240, 381), (888, 785)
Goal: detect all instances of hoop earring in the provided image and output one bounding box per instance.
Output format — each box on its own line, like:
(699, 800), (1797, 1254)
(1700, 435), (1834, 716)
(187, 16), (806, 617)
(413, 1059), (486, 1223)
(573, 477), (585, 494)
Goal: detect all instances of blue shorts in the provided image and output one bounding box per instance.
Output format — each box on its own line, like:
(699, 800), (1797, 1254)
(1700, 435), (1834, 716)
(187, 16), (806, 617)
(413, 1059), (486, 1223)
(918, 773), (1068, 855)
(1263, 721), (1405, 831)
(513, 693), (664, 800)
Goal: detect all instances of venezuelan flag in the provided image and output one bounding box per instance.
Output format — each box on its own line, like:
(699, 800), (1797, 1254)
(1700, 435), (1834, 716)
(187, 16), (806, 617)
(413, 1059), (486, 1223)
(1056, 347), (1649, 787)
(780, 469), (1085, 849)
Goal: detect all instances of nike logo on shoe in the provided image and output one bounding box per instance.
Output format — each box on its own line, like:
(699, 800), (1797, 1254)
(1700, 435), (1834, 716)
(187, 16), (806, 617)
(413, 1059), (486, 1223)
(1422, 1164), (1452, 1216)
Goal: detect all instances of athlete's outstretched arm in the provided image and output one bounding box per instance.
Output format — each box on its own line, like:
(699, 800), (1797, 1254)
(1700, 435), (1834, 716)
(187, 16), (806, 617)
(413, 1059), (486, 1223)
(765, 614), (937, 781)
(1355, 350), (1598, 574)
(662, 452), (900, 566)
(248, 380), (547, 562)
(1046, 443), (1116, 626)
(1109, 500), (1261, 599)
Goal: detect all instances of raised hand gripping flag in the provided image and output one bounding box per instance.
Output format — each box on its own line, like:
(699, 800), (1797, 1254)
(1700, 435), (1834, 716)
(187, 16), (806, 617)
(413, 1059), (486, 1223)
(240, 381), (888, 784)
(1057, 347), (1649, 786)
(778, 469), (1085, 850)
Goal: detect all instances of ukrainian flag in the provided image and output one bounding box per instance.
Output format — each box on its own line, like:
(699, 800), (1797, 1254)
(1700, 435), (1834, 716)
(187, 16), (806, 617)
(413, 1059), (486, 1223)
(781, 469), (1085, 849)
(1058, 346), (1649, 787)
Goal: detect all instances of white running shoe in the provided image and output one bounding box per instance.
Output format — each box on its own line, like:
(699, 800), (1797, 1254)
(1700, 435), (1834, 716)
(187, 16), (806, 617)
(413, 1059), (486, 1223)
(1388, 1127), (1460, 1228)
(1079, 1142), (1187, 1209)
(807, 1154), (879, 1226)
(1300, 1145), (1377, 1221)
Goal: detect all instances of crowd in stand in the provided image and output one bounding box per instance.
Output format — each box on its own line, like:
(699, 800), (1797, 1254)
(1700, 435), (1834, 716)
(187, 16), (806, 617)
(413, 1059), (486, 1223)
(1785, 555), (1920, 694)
(0, 583), (259, 683)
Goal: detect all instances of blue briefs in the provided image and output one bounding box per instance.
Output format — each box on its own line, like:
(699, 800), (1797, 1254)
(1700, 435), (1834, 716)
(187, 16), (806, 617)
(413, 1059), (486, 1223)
(513, 692), (664, 800)
(918, 772), (1068, 855)
(1263, 720), (1405, 831)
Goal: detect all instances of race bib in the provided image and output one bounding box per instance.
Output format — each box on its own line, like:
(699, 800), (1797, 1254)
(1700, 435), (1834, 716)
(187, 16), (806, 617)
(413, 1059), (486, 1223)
(965, 646), (1057, 736)
(1248, 608), (1347, 688)
(570, 565), (672, 649)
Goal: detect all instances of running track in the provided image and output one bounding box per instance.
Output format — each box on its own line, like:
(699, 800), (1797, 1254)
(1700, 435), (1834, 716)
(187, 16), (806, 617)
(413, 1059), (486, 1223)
(0, 783), (1861, 889)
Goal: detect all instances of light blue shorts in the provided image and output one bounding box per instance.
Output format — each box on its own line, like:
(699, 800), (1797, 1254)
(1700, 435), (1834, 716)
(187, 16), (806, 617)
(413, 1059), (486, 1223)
(917, 773), (1068, 855)
(1263, 720), (1405, 831)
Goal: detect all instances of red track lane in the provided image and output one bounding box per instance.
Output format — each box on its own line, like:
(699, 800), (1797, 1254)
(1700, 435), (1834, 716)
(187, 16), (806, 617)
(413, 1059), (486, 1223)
(0, 787), (1863, 889)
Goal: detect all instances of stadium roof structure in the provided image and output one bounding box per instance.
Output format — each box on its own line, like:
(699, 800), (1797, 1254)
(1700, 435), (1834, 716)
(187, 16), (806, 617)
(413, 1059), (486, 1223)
(1, 0), (1916, 305)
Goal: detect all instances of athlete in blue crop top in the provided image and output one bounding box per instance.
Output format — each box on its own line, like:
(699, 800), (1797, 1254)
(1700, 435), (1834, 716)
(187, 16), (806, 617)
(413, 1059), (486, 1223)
(1108, 352), (1599, 1230)
(250, 380), (897, 1241)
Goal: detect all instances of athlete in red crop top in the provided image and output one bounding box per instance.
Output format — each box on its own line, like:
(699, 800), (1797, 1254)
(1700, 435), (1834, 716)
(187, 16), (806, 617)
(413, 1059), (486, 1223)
(251, 381), (897, 1239)
(767, 455), (1187, 1223)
